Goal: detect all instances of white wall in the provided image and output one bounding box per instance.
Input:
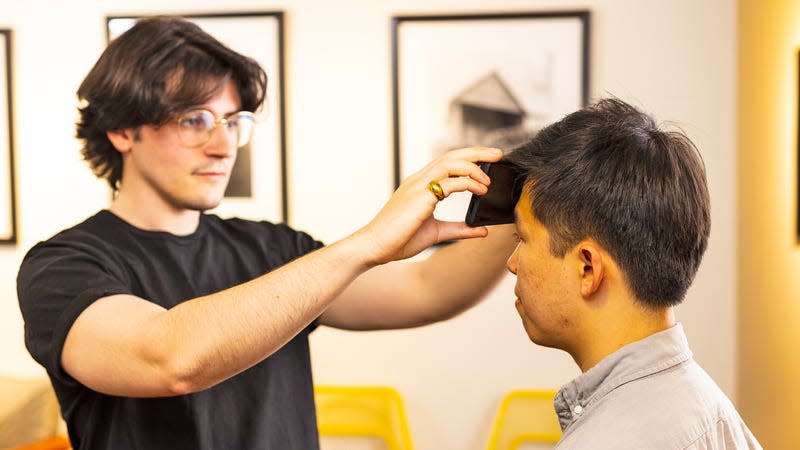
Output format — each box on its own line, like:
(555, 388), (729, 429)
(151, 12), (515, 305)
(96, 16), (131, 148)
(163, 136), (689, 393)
(0, 1), (736, 449)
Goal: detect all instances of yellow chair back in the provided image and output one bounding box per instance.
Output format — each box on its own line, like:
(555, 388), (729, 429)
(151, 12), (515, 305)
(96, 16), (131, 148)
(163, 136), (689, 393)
(485, 389), (562, 450)
(314, 385), (414, 450)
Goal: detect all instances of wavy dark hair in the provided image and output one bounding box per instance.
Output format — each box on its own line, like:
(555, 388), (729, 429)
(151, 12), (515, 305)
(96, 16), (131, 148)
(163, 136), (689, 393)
(506, 98), (711, 308)
(76, 16), (268, 189)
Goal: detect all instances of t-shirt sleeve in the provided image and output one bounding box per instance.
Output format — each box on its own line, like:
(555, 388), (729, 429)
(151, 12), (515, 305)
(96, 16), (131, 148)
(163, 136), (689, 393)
(258, 221), (325, 264)
(290, 227), (325, 257)
(16, 233), (132, 386)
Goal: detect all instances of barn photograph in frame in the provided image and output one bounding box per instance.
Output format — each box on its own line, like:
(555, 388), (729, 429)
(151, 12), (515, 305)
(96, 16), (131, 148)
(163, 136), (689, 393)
(0, 29), (16, 244)
(106, 11), (287, 223)
(392, 11), (590, 221)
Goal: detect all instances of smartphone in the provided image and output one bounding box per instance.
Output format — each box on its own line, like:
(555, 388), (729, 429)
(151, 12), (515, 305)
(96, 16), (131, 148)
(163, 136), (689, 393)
(465, 159), (522, 227)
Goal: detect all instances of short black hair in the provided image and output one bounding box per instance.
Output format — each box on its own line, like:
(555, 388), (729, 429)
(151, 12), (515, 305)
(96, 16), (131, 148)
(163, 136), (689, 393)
(507, 98), (710, 307)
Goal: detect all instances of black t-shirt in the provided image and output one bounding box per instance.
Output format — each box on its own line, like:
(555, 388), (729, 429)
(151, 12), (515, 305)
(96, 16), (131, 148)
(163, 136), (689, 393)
(17, 210), (325, 450)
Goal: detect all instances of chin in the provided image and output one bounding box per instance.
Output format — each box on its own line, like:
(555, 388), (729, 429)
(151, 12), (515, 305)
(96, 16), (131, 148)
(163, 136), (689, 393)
(519, 320), (552, 347)
(181, 196), (225, 212)
(528, 328), (570, 352)
(529, 336), (561, 351)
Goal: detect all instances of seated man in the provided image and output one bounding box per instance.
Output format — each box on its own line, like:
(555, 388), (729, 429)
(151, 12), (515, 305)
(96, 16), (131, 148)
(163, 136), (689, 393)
(504, 98), (761, 449)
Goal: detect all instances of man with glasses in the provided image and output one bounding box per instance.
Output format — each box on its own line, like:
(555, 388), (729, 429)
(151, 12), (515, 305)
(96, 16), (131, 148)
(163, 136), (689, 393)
(16, 16), (515, 450)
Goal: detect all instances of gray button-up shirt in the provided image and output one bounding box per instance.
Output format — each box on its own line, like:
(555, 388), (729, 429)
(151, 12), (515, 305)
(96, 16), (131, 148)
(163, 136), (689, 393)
(554, 324), (761, 449)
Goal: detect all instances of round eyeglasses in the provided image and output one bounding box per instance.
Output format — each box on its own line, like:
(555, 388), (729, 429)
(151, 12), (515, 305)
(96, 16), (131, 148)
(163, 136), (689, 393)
(176, 109), (257, 148)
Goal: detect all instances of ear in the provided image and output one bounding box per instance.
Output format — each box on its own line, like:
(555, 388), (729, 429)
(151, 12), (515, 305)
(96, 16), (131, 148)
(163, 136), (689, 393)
(576, 242), (605, 298)
(106, 128), (136, 153)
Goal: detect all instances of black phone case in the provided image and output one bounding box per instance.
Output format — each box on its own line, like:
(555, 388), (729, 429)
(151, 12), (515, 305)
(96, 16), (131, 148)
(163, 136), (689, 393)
(465, 160), (521, 227)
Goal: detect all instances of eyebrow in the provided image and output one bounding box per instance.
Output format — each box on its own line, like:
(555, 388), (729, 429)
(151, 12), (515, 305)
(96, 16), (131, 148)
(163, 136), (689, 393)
(191, 107), (246, 119)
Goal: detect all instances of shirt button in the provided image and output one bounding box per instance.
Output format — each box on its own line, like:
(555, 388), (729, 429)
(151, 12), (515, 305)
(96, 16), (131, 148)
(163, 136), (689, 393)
(572, 405), (583, 415)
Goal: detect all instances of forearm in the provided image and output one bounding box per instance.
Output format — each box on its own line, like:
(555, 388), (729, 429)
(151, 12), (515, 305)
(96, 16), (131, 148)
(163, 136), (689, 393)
(129, 232), (379, 395)
(412, 224), (516, 319)
(320, 224), (516, 330)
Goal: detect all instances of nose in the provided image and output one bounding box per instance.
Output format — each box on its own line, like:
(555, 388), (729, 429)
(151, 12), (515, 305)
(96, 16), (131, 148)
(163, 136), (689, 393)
(506, 243), (520, 275)
(203, 124), (237, 158)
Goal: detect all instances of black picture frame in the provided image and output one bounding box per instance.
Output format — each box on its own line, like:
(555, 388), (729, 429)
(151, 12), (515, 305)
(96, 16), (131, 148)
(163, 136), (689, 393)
(0, 29), (17, 244)
(391, 11), (590, 222)
(106, 11), (288, 224)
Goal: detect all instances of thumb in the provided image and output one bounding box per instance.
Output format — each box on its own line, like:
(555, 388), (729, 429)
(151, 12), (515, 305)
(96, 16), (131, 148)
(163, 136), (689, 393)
(435, 221), (489, 242)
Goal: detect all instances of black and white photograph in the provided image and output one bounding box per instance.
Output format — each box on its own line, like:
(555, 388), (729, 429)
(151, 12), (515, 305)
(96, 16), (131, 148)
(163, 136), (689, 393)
(0, 29), (16, 244)
(107, 11), (287, 223)
(392, 11), (590, 221)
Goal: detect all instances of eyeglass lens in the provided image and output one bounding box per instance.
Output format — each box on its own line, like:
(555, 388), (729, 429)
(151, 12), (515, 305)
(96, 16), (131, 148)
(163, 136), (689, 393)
(177, 110), (256, 148)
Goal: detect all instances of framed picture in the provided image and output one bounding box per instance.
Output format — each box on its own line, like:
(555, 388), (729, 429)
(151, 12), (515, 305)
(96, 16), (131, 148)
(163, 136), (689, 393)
(0, 29), (16, 244)
(106, 11), (287, 224)
(392, 11), (590, 221)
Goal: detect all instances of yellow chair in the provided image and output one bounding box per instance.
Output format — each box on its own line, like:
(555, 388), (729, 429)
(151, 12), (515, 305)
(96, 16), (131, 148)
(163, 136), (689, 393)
(485, 389), (562, 450)
(314, 385), (414, 450)
(9, 436), (71, 450)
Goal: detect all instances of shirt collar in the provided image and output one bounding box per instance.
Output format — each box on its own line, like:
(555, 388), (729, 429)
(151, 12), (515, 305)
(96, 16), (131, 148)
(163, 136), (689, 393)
(554, 323), (692, 431)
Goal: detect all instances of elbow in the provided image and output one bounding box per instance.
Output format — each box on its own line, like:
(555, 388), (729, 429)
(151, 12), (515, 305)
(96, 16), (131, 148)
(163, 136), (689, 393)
(163, 373), (199, 396)
(152, 350), (213, 396)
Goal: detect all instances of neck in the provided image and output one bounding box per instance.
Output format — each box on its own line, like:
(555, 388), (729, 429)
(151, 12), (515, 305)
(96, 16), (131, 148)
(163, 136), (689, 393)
(109, 189), (201, 236)
(573, 305), (675, 372)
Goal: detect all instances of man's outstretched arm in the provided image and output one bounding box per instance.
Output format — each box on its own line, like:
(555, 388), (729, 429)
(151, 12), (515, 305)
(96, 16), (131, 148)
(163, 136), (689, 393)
(59, 147), (504, 397)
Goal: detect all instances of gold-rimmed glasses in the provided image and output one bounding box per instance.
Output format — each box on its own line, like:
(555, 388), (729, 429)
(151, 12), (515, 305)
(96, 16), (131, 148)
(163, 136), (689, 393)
(175, 109), (257, 148)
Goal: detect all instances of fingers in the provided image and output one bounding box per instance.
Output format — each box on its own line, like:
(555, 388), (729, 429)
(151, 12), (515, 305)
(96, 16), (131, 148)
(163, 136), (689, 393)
(418, 147), (504, 201)
(443, 146), (505, 164)
(423, 147), (503, 182)
(435, 175), (489, 199)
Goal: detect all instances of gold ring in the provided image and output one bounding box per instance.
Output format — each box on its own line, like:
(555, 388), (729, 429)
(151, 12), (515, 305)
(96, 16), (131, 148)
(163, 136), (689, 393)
(427, 180), (445, 201)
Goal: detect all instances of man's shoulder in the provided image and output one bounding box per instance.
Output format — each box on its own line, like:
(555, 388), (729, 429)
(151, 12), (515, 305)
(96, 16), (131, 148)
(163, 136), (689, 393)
(559, 360), (755, 449)
(23, 211), (119, 258)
